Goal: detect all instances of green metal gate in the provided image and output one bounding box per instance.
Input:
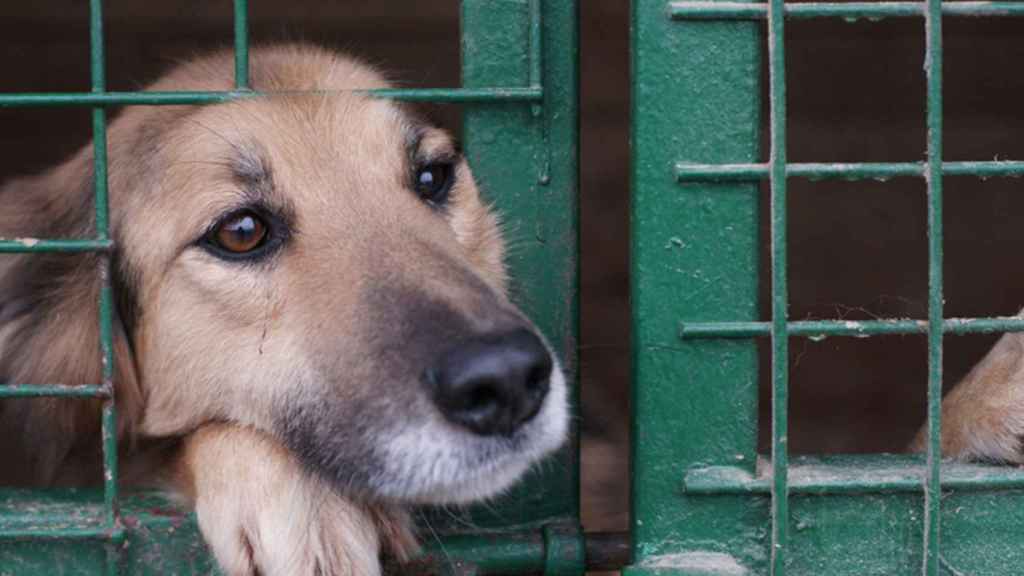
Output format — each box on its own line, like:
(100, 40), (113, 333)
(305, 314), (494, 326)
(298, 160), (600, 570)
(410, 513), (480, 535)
(632, 1), (1024, 574)
(0, 1), (582, 574)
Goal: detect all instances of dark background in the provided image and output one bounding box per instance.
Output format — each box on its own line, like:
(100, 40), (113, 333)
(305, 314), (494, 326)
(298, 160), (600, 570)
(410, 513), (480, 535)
(3, 0), (1024, 543)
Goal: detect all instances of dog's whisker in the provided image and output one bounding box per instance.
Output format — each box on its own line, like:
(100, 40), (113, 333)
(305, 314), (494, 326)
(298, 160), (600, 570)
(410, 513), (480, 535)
(419, 513), (455, 574)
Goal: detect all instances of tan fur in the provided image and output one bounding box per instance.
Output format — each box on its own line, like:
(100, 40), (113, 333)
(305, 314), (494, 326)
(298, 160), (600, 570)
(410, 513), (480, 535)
(0, 44), (568, 575)
(178, 425), (416, 576)
(911, 310), (1024, 462)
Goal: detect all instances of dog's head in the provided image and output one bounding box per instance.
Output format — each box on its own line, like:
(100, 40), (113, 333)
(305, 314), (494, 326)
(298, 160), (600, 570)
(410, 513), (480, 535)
(0, 45), (567, 502)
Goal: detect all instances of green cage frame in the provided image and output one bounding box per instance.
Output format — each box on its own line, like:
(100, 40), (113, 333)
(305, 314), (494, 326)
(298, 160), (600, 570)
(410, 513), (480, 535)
(0, 1), (592, 574)
(632, 1), (1024, 575)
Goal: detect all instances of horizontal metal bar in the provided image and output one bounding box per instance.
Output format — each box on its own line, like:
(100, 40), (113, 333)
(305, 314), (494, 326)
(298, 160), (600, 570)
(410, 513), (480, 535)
(0, 91), (249, 108)
(669, 1), (1024, 20)
(368, 87), (543, 102)
(678, 321), (771, 338)
(675, 161), (1024, 182)
(678, 317), (1024, 338)
(942, 1), (1024, 16)
(0, 87), (543, 108)
(0, 526), (124, 542)
(403, 529), (544, 573)
(675, 163), (772, 181)
(944, 160), (1024, 177)
(684, 459), (1024, 495)
(0, 385), (110, 398)
(786, 1), (917, 17)
(791, 319), (926, 336)
(585, 531), (632, 572)
(942, 317), (1024, 335)
(0, 486), (619, 573)
(790, 162), (923, 180)
(389, 529), (628, 574)
(677, 320), (924, 338)
(669, 1), (774, 19)
(0, 238), (112, 253)
(671, 1), (923, 19)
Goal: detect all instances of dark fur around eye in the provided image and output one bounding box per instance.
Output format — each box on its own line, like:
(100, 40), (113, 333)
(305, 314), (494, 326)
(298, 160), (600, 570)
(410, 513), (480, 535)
(198, 206), (290, 263)
(412, 162), (455, 206)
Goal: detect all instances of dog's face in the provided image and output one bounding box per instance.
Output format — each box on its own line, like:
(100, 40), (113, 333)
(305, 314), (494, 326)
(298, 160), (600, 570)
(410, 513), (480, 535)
(106, 47), (567, 503)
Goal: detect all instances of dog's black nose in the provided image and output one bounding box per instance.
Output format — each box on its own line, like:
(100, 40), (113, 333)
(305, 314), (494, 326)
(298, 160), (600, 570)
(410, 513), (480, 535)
(426, 328), (553, 436)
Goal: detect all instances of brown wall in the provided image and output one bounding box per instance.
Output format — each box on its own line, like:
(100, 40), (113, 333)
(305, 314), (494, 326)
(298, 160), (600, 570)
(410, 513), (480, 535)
(765, 17), (1024, 454)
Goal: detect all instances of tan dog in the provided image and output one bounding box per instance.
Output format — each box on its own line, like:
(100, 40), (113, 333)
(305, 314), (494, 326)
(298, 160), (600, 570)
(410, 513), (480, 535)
(0, 44), (568, 575)
(913, 324), (1024, 462)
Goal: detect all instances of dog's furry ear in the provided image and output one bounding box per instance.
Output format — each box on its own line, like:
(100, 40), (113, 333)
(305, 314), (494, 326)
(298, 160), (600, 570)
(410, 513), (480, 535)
(0, 148), (144, 486)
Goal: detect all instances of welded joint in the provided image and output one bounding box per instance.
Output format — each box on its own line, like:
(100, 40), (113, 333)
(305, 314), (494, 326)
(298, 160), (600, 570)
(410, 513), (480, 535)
(543, 524), (586, 575)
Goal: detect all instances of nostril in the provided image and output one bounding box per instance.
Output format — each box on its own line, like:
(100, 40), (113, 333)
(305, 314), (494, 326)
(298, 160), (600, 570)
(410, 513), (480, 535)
(525, 360), (551, 393)
(466, 380), (501, 412)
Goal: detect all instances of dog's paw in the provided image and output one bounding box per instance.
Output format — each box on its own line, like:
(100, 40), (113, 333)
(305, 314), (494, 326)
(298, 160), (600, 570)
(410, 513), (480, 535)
(911, 331), (1024, 463)
(194, 473), (380, 576)
(178, 425), (414, 576)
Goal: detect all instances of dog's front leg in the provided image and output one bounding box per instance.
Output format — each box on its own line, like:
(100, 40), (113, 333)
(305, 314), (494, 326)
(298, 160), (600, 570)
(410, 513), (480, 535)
(173, 424), (406, 576)
(910, 329), (1024, 462)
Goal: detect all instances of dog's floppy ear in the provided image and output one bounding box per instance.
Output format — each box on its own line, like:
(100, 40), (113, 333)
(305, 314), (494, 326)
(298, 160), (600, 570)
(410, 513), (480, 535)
(0, 148), (144, 486)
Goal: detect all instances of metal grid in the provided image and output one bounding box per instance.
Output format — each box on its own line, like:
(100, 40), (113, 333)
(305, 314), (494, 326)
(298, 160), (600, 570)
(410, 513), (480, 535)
(632, 1), (1024, 575)
(0, 0), (120, 550)
(0, 1), (591, 573)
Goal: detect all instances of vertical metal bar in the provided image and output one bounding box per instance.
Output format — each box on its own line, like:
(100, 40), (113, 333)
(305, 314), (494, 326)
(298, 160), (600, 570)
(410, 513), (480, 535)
(89, 0), (118, 536)
(99, 273), (117, 516)
(631, 2), (762, 570)
(528, 0), (543, 89)
(89, 0), (105, 96)
(460, 0), (580, 530)
(233, 0), (250, 89)
(923, 0), (944, 573)
(768, 0), (789, 571)
(529, 0), (550, 182)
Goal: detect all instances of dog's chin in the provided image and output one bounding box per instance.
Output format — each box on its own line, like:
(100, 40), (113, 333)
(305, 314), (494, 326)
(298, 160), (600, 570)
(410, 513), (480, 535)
(372, 364), (569, 505)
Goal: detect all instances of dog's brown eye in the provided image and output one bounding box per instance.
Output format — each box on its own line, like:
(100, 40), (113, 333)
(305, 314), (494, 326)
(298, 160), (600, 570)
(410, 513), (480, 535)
(214, 212), (267, 254)
(413, 162), (454, 205)
(199, 207), (288, 262)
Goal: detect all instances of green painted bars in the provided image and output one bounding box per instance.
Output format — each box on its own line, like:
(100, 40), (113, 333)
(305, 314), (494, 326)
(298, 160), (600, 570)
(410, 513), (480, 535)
(0, 1), (582, 574)
(632, 1), (1024, 575)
